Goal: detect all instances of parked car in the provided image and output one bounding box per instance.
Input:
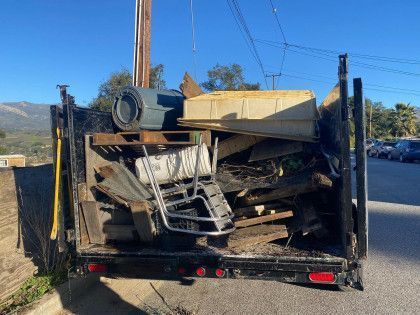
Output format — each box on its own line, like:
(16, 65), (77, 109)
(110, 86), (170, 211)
(366, 138), (378, 154)
(388, 139), (420, 162)
(368, 140), (383, 157)
(374, 141), (396, 158)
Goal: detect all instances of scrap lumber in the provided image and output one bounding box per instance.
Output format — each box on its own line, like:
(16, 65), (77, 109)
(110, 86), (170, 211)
(80, 201), (106, 244)
(129, 201), (156, 243)
(241, 172), (333, 206)
(85, 135), (119, 201)
(92, 130), (211, 147)
(233, 203), (285, 217)
(234, 211), (293, 228)
(228, 224), (288, 249)
(95, 162), (152, 207)
(248, 139), (304, 162)
(103, 225), (138, 241)
(179, 72), (204, 98)
(216, 134), (265, 160)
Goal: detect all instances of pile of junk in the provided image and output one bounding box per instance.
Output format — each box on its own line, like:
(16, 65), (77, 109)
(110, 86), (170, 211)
(80, 74), (340, 252)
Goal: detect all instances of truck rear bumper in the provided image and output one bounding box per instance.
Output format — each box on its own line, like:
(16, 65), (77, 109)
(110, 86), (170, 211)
(75, 251), (363, 290)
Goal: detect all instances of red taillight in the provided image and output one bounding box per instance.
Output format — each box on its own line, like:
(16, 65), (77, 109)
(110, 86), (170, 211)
(87, 263), (108, 273)
(178, 267), (186, 274)
(309, 272), (335, 283)
(215, 268), (226, 278)
(196, 267), (206, 277)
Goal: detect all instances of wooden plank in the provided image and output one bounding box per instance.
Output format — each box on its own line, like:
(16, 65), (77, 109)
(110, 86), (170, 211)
(103, 225), (137, 241)
(248, 139), (304, 162)
(80, 201), (106, 245)
(179, 72), (204, 98)
(228, 224), (288, 249)
(216, 134), (265, 160)
(129, 201), (156, 243)
(234, 211), (293, 228)
(77, 183), (90, 245)
(92, 130), (211, 146)
(85, 135), (118, 201)
(233, 203), (284, 217)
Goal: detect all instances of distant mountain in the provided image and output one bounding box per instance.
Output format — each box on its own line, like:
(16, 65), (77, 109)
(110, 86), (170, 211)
(0, 101), (52, 131)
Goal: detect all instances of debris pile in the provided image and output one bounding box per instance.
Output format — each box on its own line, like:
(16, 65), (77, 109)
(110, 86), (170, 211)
(81, 75), (336, 250)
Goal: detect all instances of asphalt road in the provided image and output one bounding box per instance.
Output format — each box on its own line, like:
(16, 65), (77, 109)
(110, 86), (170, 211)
(62, 156), (420, 315)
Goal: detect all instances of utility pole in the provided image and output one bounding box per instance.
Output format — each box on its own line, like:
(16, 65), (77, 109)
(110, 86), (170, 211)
(265, 73), (281, 90)
(133, 0), (152, 88)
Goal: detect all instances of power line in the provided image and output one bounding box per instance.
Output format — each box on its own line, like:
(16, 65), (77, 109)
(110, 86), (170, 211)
(257, 38), (420, 65)
(188, 0), (198, 80)
(268, 0), (287, 43)
(256, 39), (420, 77)
(226, 0), (269, 88)
(281, 72), (420, 97)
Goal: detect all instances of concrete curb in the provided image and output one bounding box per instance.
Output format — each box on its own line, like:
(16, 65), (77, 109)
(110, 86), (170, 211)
(21, 274), (100, 315)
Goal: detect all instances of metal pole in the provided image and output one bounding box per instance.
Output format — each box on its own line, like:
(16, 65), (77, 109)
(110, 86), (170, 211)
(133, 0), (151, 87)
(338, 53), (354, 261)
(265, 74), (280, 90)
(353, 78), (368, 259)
(369, 104), (372, 138)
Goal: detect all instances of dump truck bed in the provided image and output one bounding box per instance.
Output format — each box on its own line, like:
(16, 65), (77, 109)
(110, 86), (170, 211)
(51, 71), (366, 289)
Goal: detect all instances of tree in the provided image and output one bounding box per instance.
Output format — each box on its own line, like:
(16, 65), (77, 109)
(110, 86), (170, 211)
(90, 65), (167, 112)
(390, 103), (417, 137)
(366, 99), (393, 139)
(149, 64), (166, 89)
(89, 69), (132, 112)
(201, 64), (260, 92)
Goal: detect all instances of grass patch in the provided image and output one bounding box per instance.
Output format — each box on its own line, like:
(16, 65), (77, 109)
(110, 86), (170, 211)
(0, 270), (67, 314)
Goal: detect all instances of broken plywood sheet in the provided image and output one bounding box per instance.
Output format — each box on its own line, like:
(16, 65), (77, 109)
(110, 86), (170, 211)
(228, 224), (288, 249)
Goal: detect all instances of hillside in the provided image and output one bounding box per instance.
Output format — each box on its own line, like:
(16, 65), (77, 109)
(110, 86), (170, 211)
(0, 101), (52, 131)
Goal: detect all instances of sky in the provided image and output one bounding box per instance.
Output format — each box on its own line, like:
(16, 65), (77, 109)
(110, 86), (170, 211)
(0, 0), (419, 107)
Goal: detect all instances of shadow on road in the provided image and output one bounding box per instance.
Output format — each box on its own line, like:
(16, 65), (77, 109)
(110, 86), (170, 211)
(368, 208), (420, 263)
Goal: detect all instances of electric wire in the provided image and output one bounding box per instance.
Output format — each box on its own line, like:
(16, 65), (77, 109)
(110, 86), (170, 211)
(188, 0), (198, 80)
(268, 0), (287, 43)
(226, 0), (269, 88)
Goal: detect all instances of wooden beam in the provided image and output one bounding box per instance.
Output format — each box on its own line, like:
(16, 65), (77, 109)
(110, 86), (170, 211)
(234, 211), (293, 228)
(228, 224), (288, 249)
(129, 201), (156, 243)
